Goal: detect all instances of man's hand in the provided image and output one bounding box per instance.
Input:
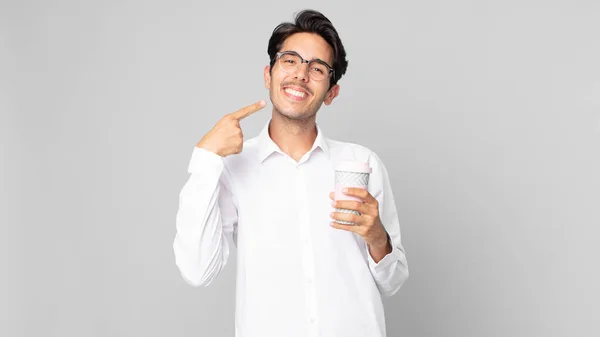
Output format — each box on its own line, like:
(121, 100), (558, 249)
(329, 188), (392, 263)
(196, 100), (267, 157)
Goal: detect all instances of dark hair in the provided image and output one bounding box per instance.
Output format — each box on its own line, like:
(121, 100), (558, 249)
(267, 9), (348, 87)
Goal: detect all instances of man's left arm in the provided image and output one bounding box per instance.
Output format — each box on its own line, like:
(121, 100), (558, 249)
(330, 152), (409, 297)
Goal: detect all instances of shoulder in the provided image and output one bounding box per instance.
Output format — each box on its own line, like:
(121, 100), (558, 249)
(325, 138), (386, 168)
(221, 134), (261, 171)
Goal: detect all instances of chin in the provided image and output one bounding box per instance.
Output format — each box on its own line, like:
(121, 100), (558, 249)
(271, 99), (319, 122)
(276, 106), (317, 121)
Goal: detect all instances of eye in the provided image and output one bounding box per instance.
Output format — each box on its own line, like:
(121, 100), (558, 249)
(281, 55), (298, 65)
(311, 65), (326, 74)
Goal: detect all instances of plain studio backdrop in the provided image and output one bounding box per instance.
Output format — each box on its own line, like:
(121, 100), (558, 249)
(1, 0), (599, 336)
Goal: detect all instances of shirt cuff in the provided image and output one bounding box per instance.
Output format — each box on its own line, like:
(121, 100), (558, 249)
(187, 146), (224, 175)
(367, 241), (402, 276)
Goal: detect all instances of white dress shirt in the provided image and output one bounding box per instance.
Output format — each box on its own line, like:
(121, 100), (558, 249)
(173, 120), (409, 337)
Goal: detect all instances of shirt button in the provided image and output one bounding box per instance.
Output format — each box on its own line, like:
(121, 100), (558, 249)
(309, 317), (316, 323)
(307, 278), (313, 284)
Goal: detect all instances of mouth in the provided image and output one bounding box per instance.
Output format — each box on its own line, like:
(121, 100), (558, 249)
(282, 85), (310, 101)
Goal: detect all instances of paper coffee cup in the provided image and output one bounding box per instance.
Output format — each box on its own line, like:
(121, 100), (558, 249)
(334, 161), (372, 225)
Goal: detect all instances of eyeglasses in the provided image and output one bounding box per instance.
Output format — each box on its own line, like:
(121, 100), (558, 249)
(275, 51), (334, 82)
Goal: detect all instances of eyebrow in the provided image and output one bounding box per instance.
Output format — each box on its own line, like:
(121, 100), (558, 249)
(283, 50), (333, 68)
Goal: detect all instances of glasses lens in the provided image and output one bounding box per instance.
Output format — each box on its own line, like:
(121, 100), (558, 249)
(279, 53), (301, 72)
(308, 62), (329, 81)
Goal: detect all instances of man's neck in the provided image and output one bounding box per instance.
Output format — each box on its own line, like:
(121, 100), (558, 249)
(268, 112), (318, 162)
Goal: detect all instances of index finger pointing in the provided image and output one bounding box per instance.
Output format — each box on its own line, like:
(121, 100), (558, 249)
(231, 100), (267, 120)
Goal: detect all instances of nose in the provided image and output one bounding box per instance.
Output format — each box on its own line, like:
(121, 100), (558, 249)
(293, 62), (310, 82)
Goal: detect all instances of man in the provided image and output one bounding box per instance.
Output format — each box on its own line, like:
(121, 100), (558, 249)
(174, 9), (408, 337)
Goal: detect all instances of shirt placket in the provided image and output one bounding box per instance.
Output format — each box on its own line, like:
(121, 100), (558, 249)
(295, 164), (319, 337)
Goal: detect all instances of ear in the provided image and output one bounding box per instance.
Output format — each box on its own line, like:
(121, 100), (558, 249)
(264, 65), (271, 89)
(323, 84), (340, 105)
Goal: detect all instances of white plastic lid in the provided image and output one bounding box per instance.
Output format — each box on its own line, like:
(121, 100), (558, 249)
(335, 161), (372, 173)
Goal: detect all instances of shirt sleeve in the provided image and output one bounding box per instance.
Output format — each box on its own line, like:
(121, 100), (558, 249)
(173, 147), (238, 287)
(366, 151), (409, 297)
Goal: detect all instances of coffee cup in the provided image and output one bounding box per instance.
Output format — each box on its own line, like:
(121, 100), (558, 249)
(333, 161), (372, 225)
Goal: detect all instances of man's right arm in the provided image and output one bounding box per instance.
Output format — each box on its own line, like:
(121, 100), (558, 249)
(173, 100), (266, 287)
(173, 147), (237, 287)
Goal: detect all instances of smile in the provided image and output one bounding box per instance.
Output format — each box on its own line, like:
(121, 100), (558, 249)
(283, 87), (309, 100)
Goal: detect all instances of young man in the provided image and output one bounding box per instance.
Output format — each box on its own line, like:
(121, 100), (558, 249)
(174, 9), (409, 337)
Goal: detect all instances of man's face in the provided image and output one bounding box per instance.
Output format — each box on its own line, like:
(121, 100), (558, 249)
(264, 32), (340, 121)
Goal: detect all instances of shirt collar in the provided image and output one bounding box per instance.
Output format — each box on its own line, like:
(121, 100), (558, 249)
(258, 119), (330, 163)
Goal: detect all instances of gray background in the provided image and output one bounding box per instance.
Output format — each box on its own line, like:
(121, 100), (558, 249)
(1, 0), (599, 336)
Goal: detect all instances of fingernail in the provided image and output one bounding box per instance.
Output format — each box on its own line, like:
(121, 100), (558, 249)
(259, 100), (266, 106)
(331, 201), (336, 207)
(342, 188), (348, 193)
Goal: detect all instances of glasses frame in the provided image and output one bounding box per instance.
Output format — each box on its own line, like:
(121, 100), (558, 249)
(275, 51), (335, 81)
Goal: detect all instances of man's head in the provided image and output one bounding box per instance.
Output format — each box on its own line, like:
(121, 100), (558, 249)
(264, 10), (348, 121)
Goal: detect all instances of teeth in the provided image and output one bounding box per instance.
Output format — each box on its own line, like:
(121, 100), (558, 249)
(285, 88), (306, 98)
